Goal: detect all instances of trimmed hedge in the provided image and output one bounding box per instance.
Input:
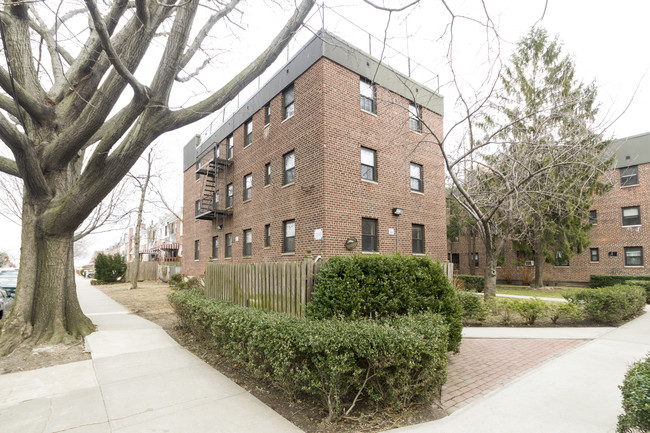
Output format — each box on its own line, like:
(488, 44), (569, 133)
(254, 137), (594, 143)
(617, 353), (650, 433)
(455, 275), (484, 292)
(169, 289), (449, 421)
(590, 274), (650, 288)
(306, 254), (462, 352)
(94, 253), (126, 283)
(564, 285), (646, 324)
(626, 280), (650, 303)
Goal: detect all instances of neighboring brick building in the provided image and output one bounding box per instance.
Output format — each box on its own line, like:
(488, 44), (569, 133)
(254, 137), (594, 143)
(449, 132), (650, 284)
(182, 30), (445, 275)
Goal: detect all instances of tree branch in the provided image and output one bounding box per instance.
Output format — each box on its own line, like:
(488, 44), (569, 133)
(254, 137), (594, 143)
(85, 0), (150, 100)
(167, 0), (315, 129)
(0, 66), (53, 123)
(176, 0), (240, 74)
(0, 155), (20, 178)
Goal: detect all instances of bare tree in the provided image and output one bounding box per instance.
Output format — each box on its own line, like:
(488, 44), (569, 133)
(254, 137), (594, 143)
(127, 148), (155, 290)
(0, 0), (315, 353)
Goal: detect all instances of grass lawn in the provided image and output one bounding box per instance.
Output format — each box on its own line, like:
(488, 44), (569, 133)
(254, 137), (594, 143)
(496, 285), (584, 299)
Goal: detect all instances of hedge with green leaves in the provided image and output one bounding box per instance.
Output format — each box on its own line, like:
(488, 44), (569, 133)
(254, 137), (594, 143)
(455, 275), (484, 292)
(589, 274), (650, 288)
(306, 254), (462, 352)
(564, 285), (646, 324)
(169, 289), (449, 421)
(617, 353), (650, 433)
(625, 280), (650, 303)
(456, 291), (484, 319)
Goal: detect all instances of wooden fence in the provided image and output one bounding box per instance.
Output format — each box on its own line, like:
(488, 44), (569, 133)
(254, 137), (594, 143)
(204, 258), (322, 317)
(203, 259), (453, 318)
(126, 261), (182, 282)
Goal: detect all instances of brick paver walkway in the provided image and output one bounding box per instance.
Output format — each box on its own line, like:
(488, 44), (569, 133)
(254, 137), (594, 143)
(442, 339), (585, 413)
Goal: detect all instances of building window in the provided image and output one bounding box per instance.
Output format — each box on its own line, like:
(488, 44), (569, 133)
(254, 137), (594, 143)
(243, 229), (252, 257)
(283, 220), (295, 253)
(212, 236), (219, 259)
(589, 210), (597, 225)
(244, 118), (253, 147)
(410, 162), (423, 192)
(361, 147), (377, 182)
(362, 218), (378, 252)
(283, 84), (294, 119)
(620, 165), (638, 187)
(265, 224), (271, 248)
(360, 77), (375, 113)
(412, 224), (425, 254)
(450, 253), (460, 266)
(622, 206), (641, 226)
(214, 190), (219, 209)
(194, 240), (200, 260)
(215, 144), (221, 159)
(225, 233), (232, 258)
(590, 247), (599, 262)
(554, 251), (569, 267)
(227, 135), (234, 159)
(265, 163), (271, 186)
(195, 199), (201, 216)
(283, 151), (295, 185)
(195, 162), (200, 180)
(409, 103), (421, 133)
(226, 183), (233, 208)
(625, 247), (643, 266)
(264, 103), (271, 126)
(243, 173), (252, 201)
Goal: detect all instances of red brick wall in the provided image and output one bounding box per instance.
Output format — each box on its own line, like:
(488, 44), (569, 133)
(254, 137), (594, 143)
(183, 58), (446, 275)
(449, 164), (650, 284)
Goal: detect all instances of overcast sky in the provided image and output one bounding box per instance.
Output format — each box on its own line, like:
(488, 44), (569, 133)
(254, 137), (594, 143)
(1, 0), (649, 266)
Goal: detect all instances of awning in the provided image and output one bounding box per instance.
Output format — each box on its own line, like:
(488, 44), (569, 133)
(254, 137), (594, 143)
(139, 250), (158, 255)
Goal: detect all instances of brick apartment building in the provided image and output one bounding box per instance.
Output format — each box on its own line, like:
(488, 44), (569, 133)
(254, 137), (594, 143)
(449, 132), (650, 284)
(182, 30), (446, 275)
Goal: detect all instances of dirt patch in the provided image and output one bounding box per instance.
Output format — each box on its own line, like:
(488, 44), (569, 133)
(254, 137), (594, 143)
(0, 341), (90, 375)
(95, 281), (446, 433)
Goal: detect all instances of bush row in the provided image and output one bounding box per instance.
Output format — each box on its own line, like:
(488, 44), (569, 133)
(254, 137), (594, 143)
(589, 274), (650, 288)
(169, 289), (450, 421)
(625, 279), (650, 303)
(455, 275), (484, 292)
(457, 284), (645, 325)
(307, 254), (462, 352)
(457, 292), (582, 325)
(564, 284), (646, 324)
(617, 352), (650, 433)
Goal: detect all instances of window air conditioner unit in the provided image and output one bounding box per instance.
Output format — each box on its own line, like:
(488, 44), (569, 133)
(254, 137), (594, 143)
(525, 260), (535, 267)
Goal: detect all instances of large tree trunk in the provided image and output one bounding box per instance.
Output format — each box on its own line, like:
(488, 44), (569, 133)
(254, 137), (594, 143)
(0, 195), (94, 354)
(532, 238), (544, 288)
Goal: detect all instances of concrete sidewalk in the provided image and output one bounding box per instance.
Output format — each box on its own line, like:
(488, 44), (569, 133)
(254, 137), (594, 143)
(0, 277), (302, 433)
(384, 305), (650, 433)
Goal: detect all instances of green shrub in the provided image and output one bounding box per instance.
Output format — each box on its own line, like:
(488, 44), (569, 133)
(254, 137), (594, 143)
(169, 289), (449, 421)
(564, 285), (646, 324)
(307, 254), (462, 352)
(169, 273), (183, 287)
(487, 298), (517, 325)
(617, 353), (650, 433)
(590, 274), (650, 288)
(626, 280), (650, 304)
(456, 275), (484, 292)
(94, 253), (126, 283)
(548, 302), (584, 324)
(510, 298), (550, 325)
(457, 291), (484, 320)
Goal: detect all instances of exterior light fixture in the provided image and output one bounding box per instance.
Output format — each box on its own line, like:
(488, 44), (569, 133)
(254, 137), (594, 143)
(392, 208), (403, 216)
(345, 237), (358, 251)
